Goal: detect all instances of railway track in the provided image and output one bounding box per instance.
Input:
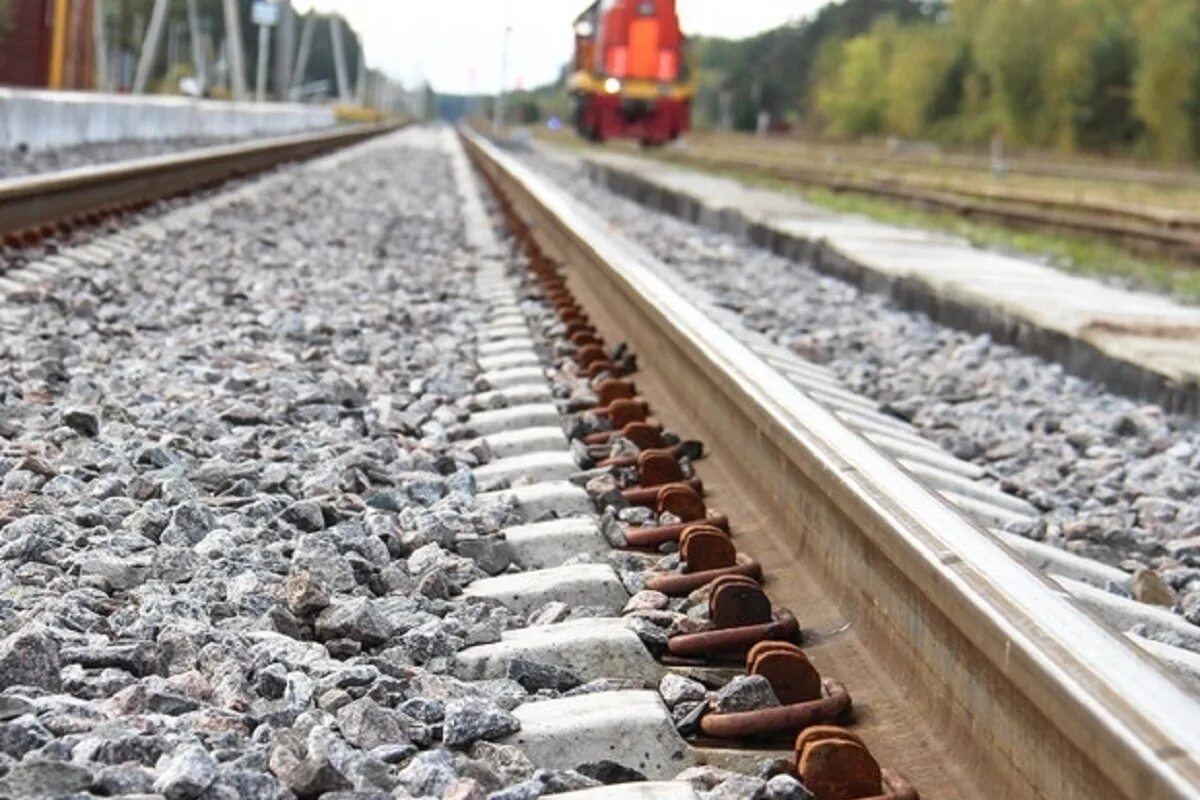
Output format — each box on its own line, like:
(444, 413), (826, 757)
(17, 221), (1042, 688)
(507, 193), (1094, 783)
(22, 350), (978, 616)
(646, 148), (1200, 264)
(1, 124), (1198, 800)
(0, 122), (397, 249)
(455, 127), (1200, 799)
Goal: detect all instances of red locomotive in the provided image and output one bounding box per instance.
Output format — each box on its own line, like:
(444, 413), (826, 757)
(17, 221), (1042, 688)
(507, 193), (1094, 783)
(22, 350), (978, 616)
(569, 0), (694, 146)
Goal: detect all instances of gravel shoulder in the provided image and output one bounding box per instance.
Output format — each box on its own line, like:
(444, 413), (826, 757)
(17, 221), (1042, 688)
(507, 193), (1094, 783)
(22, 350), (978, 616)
(0, 137), (245, 180)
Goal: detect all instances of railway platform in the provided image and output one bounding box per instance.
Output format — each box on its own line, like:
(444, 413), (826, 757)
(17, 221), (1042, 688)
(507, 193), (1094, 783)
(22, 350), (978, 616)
(569, 149), (1200, 416)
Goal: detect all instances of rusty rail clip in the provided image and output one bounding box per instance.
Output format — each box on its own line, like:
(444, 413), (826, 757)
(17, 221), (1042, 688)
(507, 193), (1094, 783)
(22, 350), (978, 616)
(668, 576), (800, 658)
(793, 727), (919, 800)
(699, 642), (851, 739)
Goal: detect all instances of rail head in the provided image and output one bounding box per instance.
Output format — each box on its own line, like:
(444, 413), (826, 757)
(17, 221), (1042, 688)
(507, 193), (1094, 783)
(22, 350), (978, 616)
(460, 127), (1200, 800)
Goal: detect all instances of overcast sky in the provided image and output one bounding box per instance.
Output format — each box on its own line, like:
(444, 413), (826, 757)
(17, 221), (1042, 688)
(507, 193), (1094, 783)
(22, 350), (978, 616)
(292, 1), (829, 94)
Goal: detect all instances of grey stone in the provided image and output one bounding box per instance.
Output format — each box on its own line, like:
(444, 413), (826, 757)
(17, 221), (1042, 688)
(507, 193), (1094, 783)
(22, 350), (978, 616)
(153, 743), (219, 800)
(0, 626), (61, 691)
(467, 741), (535, 785)
(0, 714), (52, 757)
(659, 673), (707, 707)
(442, 697), (520, 748)
(764, 774), (815, 800)
(705, 774), (768, 800)
(335, 698), (415, 750)
(0, 758), (93, 798)
(575, 760), (648, 784)
(710, 675), (780, 714)
(396, 748), (458, 796)
(456, 535), (513, 576)
(283, 569), (331, 617)
(504, 658), (581, 693)
(62, 408), (100, 437)
(314, 598), (394, 646)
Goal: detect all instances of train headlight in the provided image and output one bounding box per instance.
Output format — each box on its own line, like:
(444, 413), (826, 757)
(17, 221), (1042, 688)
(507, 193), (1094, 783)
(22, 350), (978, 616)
(604, 77), (622, 95)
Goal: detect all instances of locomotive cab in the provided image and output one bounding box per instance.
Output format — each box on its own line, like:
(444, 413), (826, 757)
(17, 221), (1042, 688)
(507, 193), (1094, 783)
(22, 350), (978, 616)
(569, 0), (694, 146)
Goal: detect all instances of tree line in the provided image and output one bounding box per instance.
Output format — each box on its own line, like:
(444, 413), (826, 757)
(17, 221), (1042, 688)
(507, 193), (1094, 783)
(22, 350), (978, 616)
(692, 0), (1200, 161)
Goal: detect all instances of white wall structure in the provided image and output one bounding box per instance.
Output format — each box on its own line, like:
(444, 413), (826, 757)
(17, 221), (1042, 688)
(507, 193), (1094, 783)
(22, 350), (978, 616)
(0, 89), (336, 151)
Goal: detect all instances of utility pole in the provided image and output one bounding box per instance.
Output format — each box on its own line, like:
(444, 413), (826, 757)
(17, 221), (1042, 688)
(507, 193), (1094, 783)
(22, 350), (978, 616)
(329, 15), (351, 102)
(354, 56), (366, 106)
(275, 1), (295, 101)
(252, 1), (281, 102)
(222, 0), (248, 100)
(185, 0), (206, 94)
(289, 13), (315, 99)
(493, 25), (511, 131)
(47, 0), (69, 89)
(131, 0), (168, 93)
(94, 0), (109, 91)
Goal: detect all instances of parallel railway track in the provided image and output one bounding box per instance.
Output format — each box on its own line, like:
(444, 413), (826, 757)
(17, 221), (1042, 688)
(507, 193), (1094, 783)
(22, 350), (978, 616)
(458, 128), (1200, 800)
(0, 122), (397, 249)
(645, 148), (1200, 264)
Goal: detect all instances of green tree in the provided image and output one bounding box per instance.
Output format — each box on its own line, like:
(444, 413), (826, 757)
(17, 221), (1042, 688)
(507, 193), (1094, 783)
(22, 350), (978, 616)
(1071, 25), (1142, 152)
(884, 23), (962, 136)
(816, 33), (890, 136)
(1134, 0), (1200, 159)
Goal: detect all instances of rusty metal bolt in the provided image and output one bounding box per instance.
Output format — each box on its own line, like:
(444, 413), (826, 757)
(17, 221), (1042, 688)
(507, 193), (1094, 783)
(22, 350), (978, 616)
(623, 478), (702, 507)
(622, 513), (729, 549)
(667, 610), (800, 658)
(645, 558), (762, 596)
(699, 679), (851, 740)
(581, 421), (664, 448)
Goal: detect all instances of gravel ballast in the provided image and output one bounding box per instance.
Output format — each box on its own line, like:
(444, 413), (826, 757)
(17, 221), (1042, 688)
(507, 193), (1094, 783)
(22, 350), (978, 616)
(0, 137), (243, 180)
(0, 128), (579, 799)
(516, 146), (1200, 631)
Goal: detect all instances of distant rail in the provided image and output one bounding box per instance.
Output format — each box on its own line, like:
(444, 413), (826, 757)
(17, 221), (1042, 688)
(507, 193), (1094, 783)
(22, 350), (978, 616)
(0, 122), (398, 247)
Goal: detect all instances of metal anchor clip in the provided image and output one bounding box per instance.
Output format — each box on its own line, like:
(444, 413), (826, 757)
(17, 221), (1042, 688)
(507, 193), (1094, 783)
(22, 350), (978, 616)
(645, 524), (762, 596)
(792, 727), (919, 800)
(624, 486), (729, 549)
(583, 420), (666, 450)
(699, 641), (851, 740)
(620, 450), (703, 504)
(668, 575), (799, 658)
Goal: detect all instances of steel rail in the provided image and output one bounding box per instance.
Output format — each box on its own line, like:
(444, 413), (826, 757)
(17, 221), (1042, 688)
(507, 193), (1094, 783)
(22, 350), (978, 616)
(461, 127), (1200, 800)
(0, 122), (399, 243)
